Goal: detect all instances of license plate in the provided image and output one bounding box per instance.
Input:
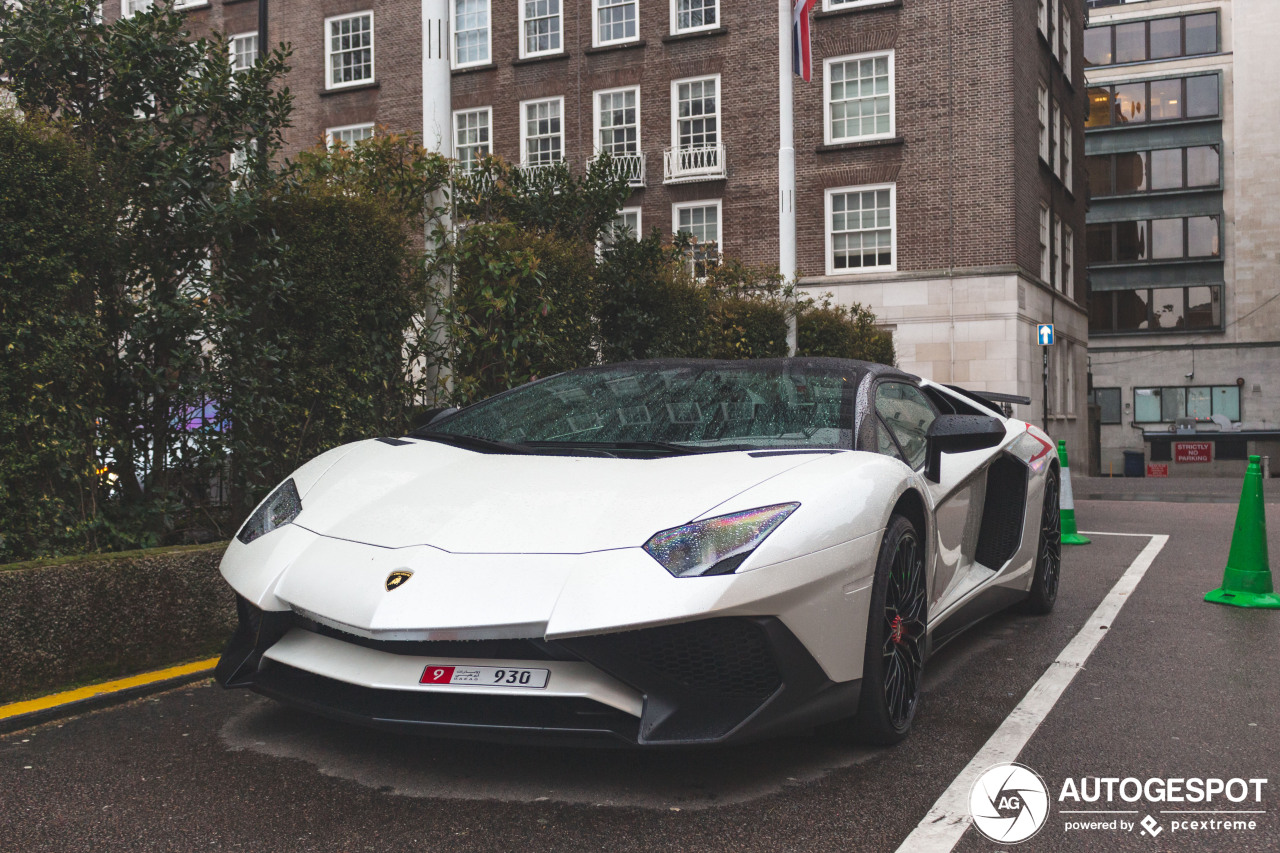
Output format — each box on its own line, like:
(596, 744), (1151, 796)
(419, 664), (549, 689)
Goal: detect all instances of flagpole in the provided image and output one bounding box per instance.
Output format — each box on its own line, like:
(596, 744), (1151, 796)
(779, 0), (798, 355)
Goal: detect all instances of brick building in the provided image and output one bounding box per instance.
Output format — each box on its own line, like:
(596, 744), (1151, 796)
(109, 0), (1091, 458)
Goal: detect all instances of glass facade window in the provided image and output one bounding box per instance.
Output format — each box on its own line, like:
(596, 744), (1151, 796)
(1088, 87), (1113, 127)
(1151, 218), (1183, 259)
(1185, 13), (1219, 56)
(1149, 78), (1182, 120)
(1090, 218), (1220, 264)
(1089, 286), (1222, 335)
(1115, 150), (1148, 193)
(1089, 146), (1220, 196)
(1149, 17), (1181, 59)
(1149, 148), (1180, 190)
(1187, 145), (1220, 187)
(1086, 75), (1219, 128)
(1188, 216), (1219, 257)
(1084, 13), (1218, 68)
(1186, 75), (1219, 117)
(1114, 21), (1146, 64)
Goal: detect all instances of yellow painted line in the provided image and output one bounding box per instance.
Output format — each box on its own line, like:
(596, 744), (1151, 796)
(0, 658), (218, 721)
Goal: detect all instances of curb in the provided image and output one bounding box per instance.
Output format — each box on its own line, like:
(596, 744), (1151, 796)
(0, 659), (217, 735)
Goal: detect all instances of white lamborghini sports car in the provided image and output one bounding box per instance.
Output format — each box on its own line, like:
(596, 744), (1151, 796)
(216, 358), (1062, 746)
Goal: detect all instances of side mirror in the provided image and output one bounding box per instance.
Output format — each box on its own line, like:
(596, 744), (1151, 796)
(924, 414), (1006, 482)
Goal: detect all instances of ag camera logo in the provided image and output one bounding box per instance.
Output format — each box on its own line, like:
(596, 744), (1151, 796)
(970, 763), (1051, 844)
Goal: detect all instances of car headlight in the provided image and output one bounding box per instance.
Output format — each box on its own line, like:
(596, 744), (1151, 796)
(236, 478), (302, 545)
(643, 503), (800, 578)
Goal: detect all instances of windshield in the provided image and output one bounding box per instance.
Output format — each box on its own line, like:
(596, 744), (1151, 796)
(426, 361), (860, 452)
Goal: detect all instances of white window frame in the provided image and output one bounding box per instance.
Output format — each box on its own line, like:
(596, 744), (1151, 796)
(324, 11), (375, 91)
(451, 0), (492, 70)
(824, 183), (897, 276)
(670, 0), (719, 35)
(174, 0), (204, 9)
(601, 206), (643, 252)
(1060, 5), (1072, 78)
(1062, 115), (1073, 192)
(672, 200), (723, 278)
(824, 0), (889, 9)
(326, 122), (375, 149)
(593, 85), (641, 156)
(519, 96), (565, 168)
(123, 0), (151, 16)
(452, 107), (492, 172)
(1051, 99), (1061, 179)
(1038, 84), (1049, 163)
(824, 50), (896, 145)
(1053, 214), (1063, 291)
(1063, 224), (1074, 299)
(229, 32), (258, 73)
(1039, 205), (1051, 282)
(1050, 0), (1060, 60)
(519, 0), (563, 59)
(593, 0), (639, 48)
(670, 74), (721, 153)
(1037, 0), (1048, 38)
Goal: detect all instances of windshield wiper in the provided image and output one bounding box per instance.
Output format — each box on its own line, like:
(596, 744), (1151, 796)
(410, 431), (532, 455)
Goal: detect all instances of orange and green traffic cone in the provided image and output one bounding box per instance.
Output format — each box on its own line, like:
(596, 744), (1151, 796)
(1058, 441), (1090, 546)
(1205, 455), (1280, 609)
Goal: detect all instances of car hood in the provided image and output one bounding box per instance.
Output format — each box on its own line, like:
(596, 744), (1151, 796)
(291, 438), (832, 552)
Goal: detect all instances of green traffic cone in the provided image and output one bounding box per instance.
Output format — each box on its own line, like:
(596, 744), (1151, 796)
(1058, 440), (1090, 546)
(1205, 455), (1280, 609)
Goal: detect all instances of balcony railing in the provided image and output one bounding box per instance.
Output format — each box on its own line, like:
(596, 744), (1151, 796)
(586, 152), (646, 187)
(519, 158), (565, 174)
(663, 144), (726, 184)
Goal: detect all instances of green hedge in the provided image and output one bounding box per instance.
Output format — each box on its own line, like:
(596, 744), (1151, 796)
(0, 542), (233, 703)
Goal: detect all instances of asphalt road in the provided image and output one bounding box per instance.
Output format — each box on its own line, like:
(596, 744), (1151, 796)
(2, 498), (1278, 853)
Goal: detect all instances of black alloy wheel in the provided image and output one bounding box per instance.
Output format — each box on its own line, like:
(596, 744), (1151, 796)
(854, 513), (927, 745)
(1022, 467), (1061, 614)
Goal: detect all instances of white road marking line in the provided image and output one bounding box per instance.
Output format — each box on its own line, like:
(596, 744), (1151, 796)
(894, 533), (1169, 853)
(1078, 530), (1154, 537)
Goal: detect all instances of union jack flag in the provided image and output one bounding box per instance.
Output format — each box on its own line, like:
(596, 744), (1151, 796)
(792, 0), (818, 82)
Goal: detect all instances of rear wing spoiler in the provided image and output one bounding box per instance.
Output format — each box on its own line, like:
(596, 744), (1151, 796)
(943, 385), (1032, 417)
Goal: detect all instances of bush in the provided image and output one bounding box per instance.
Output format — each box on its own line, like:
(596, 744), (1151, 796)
(797, 302), (896, 365)
(218, 186), (431, 505)
(0, 113), (109, 562)
(598, 231), (710, 362)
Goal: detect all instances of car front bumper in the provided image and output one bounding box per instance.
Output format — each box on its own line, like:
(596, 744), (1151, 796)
(216, 599), (861, 746)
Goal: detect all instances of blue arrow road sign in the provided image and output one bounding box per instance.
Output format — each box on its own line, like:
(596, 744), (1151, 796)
(1038, 324), (1055, 346)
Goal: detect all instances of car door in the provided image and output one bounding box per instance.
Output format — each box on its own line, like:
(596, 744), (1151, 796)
(872, 380), (989, 617)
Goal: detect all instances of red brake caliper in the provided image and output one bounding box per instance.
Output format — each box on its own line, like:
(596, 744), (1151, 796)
(889, 614), (905, 645)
